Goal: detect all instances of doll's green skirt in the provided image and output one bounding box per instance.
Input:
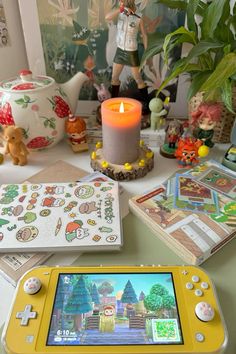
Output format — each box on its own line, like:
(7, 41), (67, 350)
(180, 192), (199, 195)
(114, 47), (140, 67)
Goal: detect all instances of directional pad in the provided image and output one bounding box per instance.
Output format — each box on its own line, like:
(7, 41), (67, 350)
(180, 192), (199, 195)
(16, 305), (37, 326)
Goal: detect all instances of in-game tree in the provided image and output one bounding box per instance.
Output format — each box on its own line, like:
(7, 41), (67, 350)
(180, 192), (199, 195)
(121, 280), (138, 305)
(98, 281), (114, 297)
(139, 291), (145, 301)
(91, 283), (100, 305)
(144, 283), (175, 315)
(64, 275), (92, 330)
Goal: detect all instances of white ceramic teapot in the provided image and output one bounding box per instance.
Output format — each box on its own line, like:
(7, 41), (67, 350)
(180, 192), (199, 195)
(0, 70), (88, 150)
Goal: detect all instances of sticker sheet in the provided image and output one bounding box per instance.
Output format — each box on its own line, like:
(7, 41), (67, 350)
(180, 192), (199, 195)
(174, 175), (219, 214)
(0, 182), (122, 252)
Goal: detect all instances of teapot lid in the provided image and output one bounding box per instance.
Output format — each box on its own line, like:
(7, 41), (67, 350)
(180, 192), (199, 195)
(0, 70), (54, 92)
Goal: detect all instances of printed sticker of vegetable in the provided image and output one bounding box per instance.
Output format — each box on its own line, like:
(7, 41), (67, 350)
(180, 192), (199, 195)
(65, 220), (83, 242)
(0, 219), (10, 227)
(99, 226), (113, 233)
(55, 217), (62, 236)
(18, 212), (37, 224)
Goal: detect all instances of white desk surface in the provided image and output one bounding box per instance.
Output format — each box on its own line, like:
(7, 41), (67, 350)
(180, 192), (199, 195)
(0, 140), (233, 353)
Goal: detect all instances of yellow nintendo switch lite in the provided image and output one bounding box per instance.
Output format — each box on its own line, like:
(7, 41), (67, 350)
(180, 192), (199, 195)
(2, 265), (227, 354)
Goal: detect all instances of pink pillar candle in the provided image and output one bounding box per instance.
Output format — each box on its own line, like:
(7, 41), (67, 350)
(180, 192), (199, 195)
(101, 98), (142, 165)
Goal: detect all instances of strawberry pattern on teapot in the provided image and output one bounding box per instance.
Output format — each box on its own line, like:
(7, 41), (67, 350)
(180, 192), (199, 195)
(0, 70), (88, 150)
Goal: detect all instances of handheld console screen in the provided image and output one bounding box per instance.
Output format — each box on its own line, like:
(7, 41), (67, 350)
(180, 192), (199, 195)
(47, 272), (183, 346)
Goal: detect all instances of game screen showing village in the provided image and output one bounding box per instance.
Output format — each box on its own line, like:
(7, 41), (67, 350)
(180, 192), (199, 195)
(47, 273), (183, 346)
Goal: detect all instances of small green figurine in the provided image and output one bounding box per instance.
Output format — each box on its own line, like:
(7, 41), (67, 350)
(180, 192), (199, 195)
(149, 97), (169, 131)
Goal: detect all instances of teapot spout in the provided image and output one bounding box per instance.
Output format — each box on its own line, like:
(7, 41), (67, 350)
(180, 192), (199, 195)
(60, 72), (89, 114)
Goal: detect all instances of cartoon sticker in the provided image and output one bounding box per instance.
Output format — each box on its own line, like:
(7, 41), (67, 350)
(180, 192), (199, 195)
(100, 186), (112, 192)
(87, 219), (96, 226)
(12, 205), (24, 216)
(79, 202), (98, 214)
(0, 196), (14, 204)
(18, 212), (37, 224)
(45, 186), (65, 195)
(64, 201), (78, 212)
(0, 218), (10, 227)
(65, 220), (89, 242)
(1, 207), (14, 216)
(31, 184), (42, 191)
(22, 185), (28, 193)
(92, 234), (101, 242)
(40, 209), (51, 217)
(41, 197), (65, 207)
(74, 185), (94, 199)
(106, 235), (118, 243)
(99, 226), (113, 233)
(31, 192), (39, 199)
(16, 226), (39, 242)
(19, 195), (26, 203)
(3, 185), (18, 192)
(7, 224), (17, 231)
(69, 212), (77, 218)
(55, 218), (62, 236)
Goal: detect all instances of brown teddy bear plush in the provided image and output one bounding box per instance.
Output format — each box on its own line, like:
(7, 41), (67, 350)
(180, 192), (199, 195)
(2, 126), (29, 165)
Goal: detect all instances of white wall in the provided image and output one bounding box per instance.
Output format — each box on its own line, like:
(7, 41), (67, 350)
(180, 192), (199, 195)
(0, 0), (28, 81)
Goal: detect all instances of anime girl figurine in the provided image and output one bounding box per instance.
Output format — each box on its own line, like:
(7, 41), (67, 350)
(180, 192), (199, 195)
(191, 102), (222, 148)
(65, 113), (88, 152)
(105, 0), (149, 110)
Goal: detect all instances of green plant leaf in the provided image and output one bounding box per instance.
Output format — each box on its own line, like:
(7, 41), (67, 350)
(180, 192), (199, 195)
(195, 1), (208, 17)
(187, 71), (212, 101)
(140, 33), (166, 67)
(203, 88), (221, 102)
(200, 53), (236, 92)
(187, 0), (200, 32)
(221, 79), (235, 113)
(157, 59), (188, 94)
(214, 22), (234, 44)
(163, 27), (196, 64)
(201, 0), (227, 39)
(185, 40), (224, 65)
(156, 0), (187, 10)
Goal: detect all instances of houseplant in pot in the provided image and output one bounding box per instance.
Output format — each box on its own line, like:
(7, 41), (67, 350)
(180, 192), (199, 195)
(141, 0), (236, 143)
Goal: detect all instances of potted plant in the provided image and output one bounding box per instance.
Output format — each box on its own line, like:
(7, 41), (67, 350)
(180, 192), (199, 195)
(141, 0), (236, 142)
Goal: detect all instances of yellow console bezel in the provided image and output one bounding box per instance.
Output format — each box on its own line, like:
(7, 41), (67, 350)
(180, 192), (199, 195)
(3, 266), (227, 354)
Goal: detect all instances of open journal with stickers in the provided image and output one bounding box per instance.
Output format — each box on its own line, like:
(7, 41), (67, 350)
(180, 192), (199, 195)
(129, 160), (236, 265)
(0, 182), (122, 253)
(0, 161), (122, 285)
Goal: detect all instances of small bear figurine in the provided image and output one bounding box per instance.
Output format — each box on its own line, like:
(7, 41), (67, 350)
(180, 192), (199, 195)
(2, 125), (29, 165)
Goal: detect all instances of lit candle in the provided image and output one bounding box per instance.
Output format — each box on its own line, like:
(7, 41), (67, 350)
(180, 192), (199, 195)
(101, 97), (142, 165)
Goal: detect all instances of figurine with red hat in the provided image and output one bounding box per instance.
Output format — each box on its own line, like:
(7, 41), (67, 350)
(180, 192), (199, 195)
(65, 113), (88, 152)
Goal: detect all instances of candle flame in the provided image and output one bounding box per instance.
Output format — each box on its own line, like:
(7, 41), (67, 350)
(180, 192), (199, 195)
(119, 102), (125, 113)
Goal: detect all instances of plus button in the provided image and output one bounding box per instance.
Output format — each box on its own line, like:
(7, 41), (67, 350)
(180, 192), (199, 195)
(16, 305), (37, 326)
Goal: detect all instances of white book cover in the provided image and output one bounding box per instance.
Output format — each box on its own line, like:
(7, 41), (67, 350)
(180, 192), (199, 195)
(0, 182), (122, 252)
